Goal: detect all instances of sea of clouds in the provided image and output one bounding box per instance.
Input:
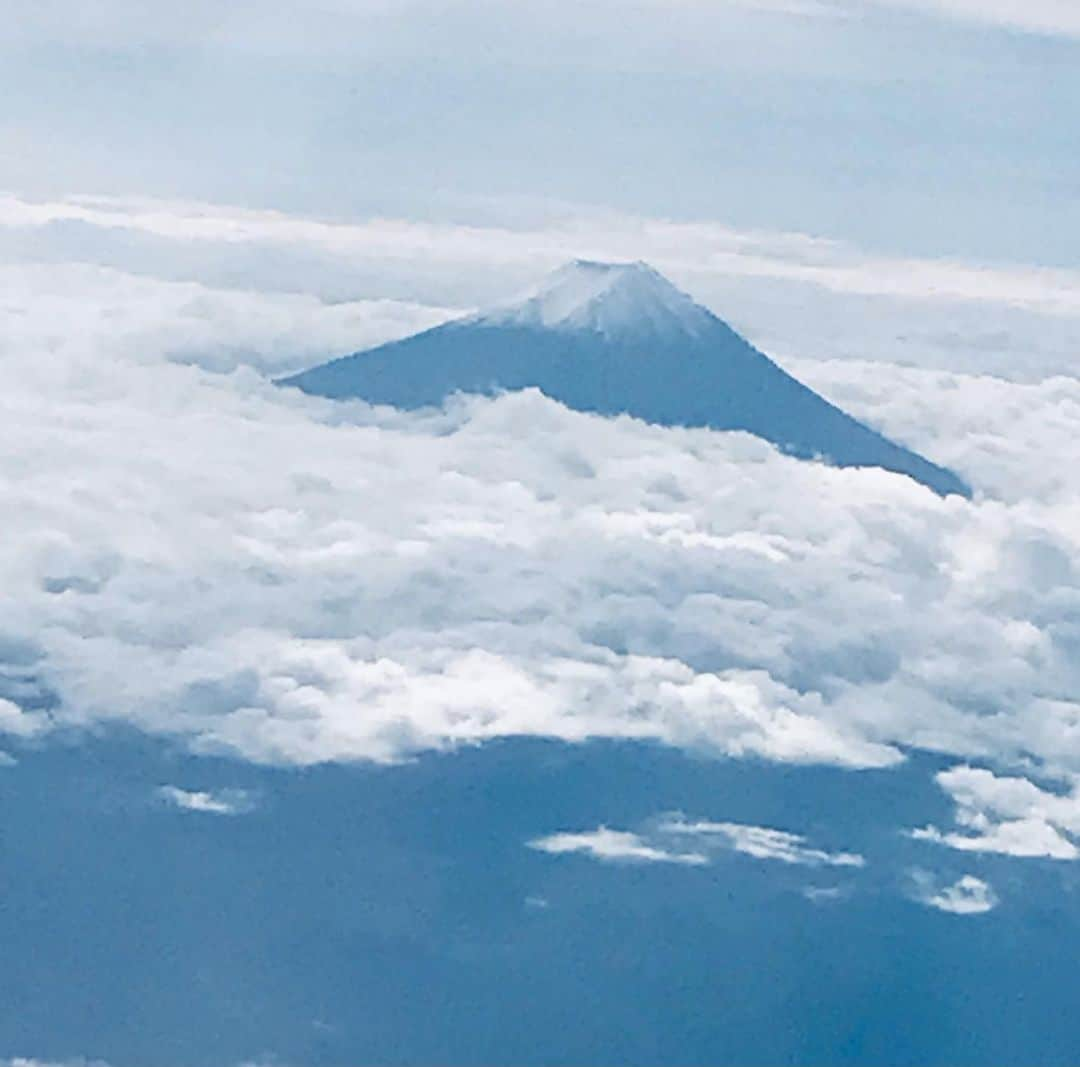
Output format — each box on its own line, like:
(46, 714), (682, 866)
(2, 193), (1079, 866)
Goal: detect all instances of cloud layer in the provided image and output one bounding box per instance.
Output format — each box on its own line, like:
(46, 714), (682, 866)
(2, 252), (1079, 794)
(6, 191), (1080, 381)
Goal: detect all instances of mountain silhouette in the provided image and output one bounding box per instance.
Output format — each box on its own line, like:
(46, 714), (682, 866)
(281, 260), (969, 497)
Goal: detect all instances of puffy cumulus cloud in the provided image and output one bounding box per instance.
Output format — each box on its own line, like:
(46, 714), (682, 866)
(1, 253), (1080, 786)
(528, 827), (709, 866)
(911, 766), (1080, 861)
(157, 785), (257, 815)
(913, 872), (998, 915)
(659, 817), (865, 867)
(149, 643), (898, 769)
(530, 815), (862, 870)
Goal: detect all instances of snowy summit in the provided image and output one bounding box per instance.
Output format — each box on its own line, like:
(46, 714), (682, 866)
(476, 259), (715, 342)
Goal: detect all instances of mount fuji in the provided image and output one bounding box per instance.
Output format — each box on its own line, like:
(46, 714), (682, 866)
(282, 261), (969, 497)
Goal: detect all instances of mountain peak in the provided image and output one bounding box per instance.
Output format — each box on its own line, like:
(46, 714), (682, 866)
(473, 259), (716, 342)
(281, 259), (970, 498)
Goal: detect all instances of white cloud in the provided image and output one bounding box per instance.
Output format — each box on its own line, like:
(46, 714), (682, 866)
(802, 885), (852, 902)
(869, 0), (1080, 39)
(0, 697), (49, 739)
(911, 766), (1080, 860)
(0, 261), (457, 378)
(660, 817), (865, 866)
(528, 827), (709, 866)
(532, 815), (862, 871)
(7, 191), (1080, 386)
(0, 1060), (113, 1067)
(914, 872), (998, 915)
(7, 191), (1080, 324)
(1, 208), (1080, 790)
(157, 785), (257, 816)
(788, 361), (1080, 503)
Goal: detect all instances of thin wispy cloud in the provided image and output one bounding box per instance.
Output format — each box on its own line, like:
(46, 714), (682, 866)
(660, 818), (865, 867)
(6, 192), (1080, 319)
(528, 827), (709, 866)
(530, 817), (863, 870)
(802, 885), (852, 903)
(157, 786), (257, 816)
(869, 0), (1080, 39)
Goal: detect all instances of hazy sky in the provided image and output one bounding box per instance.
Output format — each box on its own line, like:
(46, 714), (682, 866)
(3, 0), (1077, 264)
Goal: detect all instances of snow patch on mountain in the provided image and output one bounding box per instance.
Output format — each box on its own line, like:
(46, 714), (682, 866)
(474, 259), (715, 342)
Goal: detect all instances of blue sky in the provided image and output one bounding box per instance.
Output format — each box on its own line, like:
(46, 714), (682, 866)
(3, 3), (1080, 1064)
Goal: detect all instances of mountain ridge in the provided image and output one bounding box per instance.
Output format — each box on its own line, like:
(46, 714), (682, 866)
(281, 261), (970, 498)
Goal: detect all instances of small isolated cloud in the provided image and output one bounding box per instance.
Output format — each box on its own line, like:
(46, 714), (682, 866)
(660, 817), (865, 867)
(1, 1060), (113, 1067)
(528, 827), (709, 866)
(910, 766), (1080, 860)
(913, 872), (998, 915)
(530, 816), (862, 872)
(157, 785), (257, 816)
(802, 885), (852, 903)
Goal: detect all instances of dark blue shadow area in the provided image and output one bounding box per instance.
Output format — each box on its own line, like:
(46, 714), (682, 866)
(1, 733), (1078, 1066)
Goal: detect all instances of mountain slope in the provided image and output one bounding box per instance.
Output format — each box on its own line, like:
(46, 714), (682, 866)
(281, 261), (969, 497)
